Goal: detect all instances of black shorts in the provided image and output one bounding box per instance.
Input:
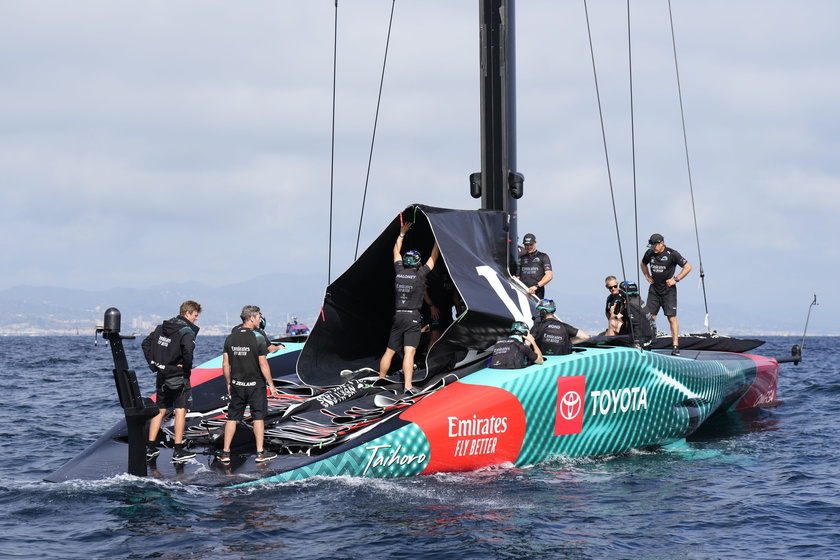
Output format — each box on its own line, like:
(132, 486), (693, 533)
(155, 376), (192, 410)
(647, 286), (678, 317)
(227, 383), (268, 421)
(387, 311), (422, 351)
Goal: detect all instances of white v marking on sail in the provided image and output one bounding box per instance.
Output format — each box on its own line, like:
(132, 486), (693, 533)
(475, 265), (533, 326)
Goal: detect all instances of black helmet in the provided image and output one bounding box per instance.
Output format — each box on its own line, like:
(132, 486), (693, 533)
(536, 299), (556, 316)
(619, 280), (639, 297)
(403, 250), (421, 268)
(259, 314), (267, 330)
(510, 321), (530, 337)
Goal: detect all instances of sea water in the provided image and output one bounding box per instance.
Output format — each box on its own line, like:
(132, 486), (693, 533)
(0, 335), (838, 559)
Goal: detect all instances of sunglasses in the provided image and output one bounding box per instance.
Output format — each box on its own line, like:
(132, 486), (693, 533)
(606, 285), (619, 290)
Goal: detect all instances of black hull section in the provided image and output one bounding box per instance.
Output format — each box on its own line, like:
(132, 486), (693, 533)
(587, 334), (765, 354)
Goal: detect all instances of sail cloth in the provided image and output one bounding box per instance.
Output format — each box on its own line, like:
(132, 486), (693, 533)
(297, 205), (535, 387)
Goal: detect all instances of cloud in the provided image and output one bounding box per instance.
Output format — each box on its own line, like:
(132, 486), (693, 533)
(0, 0), (836, 333)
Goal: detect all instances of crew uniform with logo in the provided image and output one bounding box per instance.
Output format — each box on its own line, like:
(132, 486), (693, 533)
(218, 305), (278, 464)
(489, 322), (544, 369)
(640, 232), (692, 355)
(141, 301), (201, 462)
(641, 242), (688, 313)
(143, 315), (199, 406)
(517, 233), (552, 299)
(530, 299), (589, 356)
(531, 316), (578, 356)
(223, 326), (270, 423)
(389, 255), (431, 354)
(231, 314), (284, 354)
(378, 221), (440, 394)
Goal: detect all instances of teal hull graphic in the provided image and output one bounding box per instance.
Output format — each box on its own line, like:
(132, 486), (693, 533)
(246, 346), (775, 485)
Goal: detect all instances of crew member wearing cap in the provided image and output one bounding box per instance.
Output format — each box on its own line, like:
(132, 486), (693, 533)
(640, 233), (692, 355)
(516, 233), (553, 299)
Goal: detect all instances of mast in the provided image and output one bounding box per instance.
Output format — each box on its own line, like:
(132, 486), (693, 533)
(472, 0), (522, 274)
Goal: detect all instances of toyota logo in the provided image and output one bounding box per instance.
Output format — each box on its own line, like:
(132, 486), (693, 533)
(559, 390), (582, 420)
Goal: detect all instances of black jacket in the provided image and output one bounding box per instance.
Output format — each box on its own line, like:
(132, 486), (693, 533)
(141, 315), (199, 378)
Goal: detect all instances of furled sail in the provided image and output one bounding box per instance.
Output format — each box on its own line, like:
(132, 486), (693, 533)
(297, 204), (535, 386)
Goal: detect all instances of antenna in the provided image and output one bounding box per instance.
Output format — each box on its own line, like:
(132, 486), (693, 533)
(776, 294), (818, 365)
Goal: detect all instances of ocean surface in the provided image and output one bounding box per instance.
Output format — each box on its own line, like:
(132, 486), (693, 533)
(1, 335), (838, 560)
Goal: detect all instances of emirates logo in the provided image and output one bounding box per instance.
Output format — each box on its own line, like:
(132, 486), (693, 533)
(559, 390), (582, 420)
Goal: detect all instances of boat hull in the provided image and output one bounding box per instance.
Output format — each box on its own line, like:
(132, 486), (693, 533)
(249, 346), (777, 484)
(47, 343), (778, 486)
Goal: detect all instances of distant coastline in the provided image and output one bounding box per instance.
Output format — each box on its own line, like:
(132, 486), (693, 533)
(0, 325), (237, 337)
(1, 282), (827, 337)
(1, 323), (833, 338)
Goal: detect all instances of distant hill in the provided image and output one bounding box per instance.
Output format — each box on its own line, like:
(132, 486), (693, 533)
(0, 271), (326, 337)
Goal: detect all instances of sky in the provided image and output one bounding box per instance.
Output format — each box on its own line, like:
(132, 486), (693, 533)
(0, 1), (836, 334)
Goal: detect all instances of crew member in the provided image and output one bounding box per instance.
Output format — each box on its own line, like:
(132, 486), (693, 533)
(531, 299), (589, 356)
(604, 275), (624, 336)
(516, 233), (553, 299)
(641, 233), (692, 355)
(218, 305), (279, 465)
(142, 300), (201, 463)
(617, 280), (653, 349)
(379, 221), (439, 395)
(489, 321), (545, 369)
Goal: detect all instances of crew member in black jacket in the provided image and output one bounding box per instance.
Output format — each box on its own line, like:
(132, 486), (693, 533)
(142, 300), (201, 463)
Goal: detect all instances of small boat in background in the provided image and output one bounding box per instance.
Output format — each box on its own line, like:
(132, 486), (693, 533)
(284, 317), (310, 338)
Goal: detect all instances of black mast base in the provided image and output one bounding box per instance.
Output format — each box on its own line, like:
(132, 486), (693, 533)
(98, 307), (160, 477)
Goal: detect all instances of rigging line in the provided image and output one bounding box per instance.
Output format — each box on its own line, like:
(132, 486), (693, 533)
(624, 0), (643, 349)
(584, 0), (626, 282)
(625, 0), (643, 349)
(626, 0), (641, 290)
(667, 0), (710, 332)
(354, 0), (397, 260)
(328, 0), (339, 284)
